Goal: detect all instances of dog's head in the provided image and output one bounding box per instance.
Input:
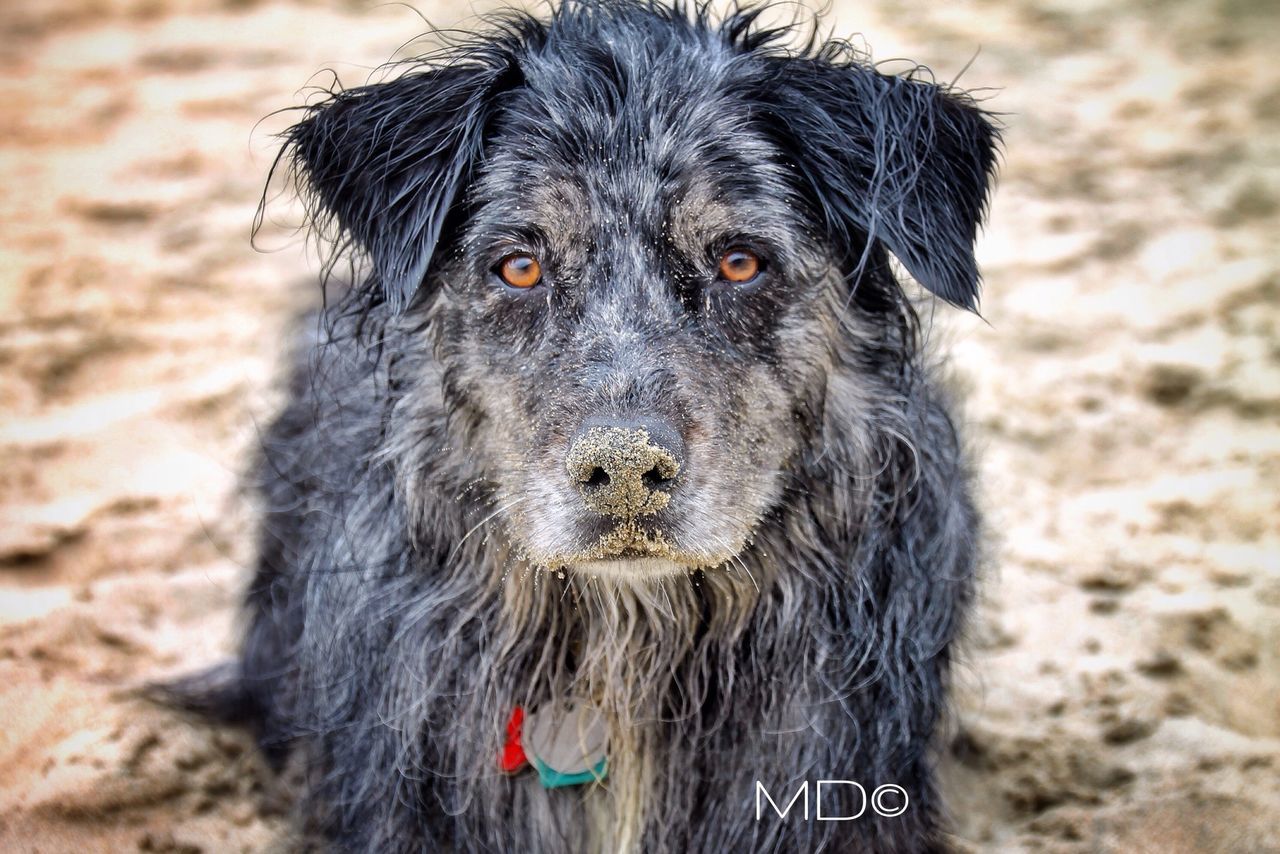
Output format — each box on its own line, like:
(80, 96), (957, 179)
(282, 1), (998, 580)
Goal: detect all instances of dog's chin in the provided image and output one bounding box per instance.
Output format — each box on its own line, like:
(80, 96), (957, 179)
(569, 556), (688, 580)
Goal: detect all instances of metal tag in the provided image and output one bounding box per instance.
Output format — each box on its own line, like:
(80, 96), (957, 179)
(523, 699), (608, 787)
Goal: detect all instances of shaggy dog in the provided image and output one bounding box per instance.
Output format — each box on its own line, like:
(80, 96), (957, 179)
(194, 1), (1000, 850)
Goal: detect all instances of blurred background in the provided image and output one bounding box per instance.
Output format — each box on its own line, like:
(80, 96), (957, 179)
(1, 0), (1277, 850)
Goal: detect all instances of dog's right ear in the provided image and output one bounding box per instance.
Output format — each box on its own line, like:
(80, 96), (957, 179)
(281, 57), (520, 311)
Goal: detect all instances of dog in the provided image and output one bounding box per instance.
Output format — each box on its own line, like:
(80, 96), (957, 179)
(192, 1), (999, 850)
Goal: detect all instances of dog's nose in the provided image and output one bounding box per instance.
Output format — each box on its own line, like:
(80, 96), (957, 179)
(565, 418), (684, 518)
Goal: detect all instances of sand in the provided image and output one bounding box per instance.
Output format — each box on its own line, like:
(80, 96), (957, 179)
(1, 0), (1277, 851)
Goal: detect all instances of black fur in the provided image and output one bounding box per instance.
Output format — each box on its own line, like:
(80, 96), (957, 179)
(211, 2), (1000, 851)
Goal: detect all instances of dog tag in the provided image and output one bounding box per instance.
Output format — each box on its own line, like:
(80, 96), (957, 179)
(499, 706), (528, 773)
(523, 699), (608, 788)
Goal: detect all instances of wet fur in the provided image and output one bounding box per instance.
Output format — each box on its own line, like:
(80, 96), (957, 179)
(229, 2), (999, 851)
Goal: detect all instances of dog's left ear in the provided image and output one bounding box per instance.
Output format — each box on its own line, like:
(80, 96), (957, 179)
(281, 56), (520, 310)
(758, 59), (1000, 311)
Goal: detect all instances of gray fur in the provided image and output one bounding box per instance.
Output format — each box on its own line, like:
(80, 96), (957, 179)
(228, 2), (1000, 851)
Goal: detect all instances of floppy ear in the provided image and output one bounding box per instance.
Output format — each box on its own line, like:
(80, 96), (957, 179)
(759, 58), (1000, 310)
(281, 58), (519, 310)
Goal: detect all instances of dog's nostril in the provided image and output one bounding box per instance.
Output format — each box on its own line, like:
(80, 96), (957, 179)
(641, 466), (673, 490)
(585, 467), (611, 488)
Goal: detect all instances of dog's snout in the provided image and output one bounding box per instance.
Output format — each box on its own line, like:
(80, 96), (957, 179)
(566, 418), (684, 518)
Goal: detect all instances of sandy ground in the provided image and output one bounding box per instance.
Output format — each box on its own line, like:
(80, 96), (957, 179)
(1, 0), (1277, 851)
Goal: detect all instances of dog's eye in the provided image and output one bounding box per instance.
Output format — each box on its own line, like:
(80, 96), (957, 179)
(717, 249), (761, 284)
(496, 253), (542, 289)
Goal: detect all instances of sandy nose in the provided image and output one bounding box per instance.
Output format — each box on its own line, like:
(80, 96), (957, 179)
(565, 422), (683, 518)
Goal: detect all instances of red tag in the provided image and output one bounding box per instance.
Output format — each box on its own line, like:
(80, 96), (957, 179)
(500, 706), (528, 773)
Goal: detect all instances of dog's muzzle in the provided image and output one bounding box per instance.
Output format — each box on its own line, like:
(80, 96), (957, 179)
(565, 418), (684, 518)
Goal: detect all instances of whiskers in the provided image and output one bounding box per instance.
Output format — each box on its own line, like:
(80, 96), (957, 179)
(448, 495), (526, 562)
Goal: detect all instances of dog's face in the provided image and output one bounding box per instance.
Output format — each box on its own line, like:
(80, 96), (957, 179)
(435, 73), (833, 577)
(283, 5), (998, 579)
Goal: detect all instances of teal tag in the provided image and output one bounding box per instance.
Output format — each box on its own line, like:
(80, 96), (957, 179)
(532, 756), (608, 789)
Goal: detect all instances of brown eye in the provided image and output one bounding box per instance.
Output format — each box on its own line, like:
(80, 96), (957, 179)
(497, 253), (542, 288)
(717, 248), (761, 284)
